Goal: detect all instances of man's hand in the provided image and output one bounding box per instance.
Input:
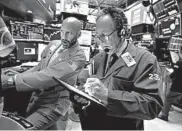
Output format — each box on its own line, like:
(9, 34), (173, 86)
(73, 95), (90, 106)
(84, 78), (108, 105)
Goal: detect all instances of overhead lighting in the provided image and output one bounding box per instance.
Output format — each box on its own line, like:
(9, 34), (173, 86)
(41, 0), (46, 4)
(27, 10), (33, 13)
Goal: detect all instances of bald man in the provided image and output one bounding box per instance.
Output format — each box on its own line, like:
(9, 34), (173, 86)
(1, 17), (86, 130)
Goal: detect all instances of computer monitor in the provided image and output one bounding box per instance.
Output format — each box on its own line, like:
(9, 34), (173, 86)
(16, 41), (38, 62)
(44, 26), (61, 41)
(168, 37), (182, 64)
(154, 37), (171, 62)
(10, 21), (44, 40)
(80, 46), (91, 62)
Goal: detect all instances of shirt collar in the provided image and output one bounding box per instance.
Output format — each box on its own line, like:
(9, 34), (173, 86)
(111, 40), (136, 58)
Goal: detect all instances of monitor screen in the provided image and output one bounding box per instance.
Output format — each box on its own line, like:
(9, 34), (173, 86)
(44, 26), (61, 41)
(16, 41), (38, 62)
(10, 21), (44, 40)
(78, 30), (92, 46)
(168, 37), (182, 64)
(154, 37), (171, 62)
(80, 46), (91, 62)
(153, 1), (165, 14)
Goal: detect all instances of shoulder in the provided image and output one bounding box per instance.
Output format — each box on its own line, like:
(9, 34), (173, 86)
(74, 45), (87, 61)
(135, 47), (157, 63)
(49, 40), (61, 46)
(176, 60), (182, 66)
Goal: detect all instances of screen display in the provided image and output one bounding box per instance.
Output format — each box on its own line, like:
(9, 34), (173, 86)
(159, 14), (181, 36)
(44, 26), (61, 41)
(10, 21), (44, 40)
(153, 1), (165, 14)
(153, 1), (168, 20)
(154, 37), (171, 62)
(80, 46), (90, 61)
(16, 41), (38, 61)
(168, 37), (182, 63)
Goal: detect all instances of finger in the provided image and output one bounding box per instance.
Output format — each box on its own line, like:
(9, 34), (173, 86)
(77, 97), (88, 104)
(86, 78), (98, 83)
(84, 83), (93, 93)
(85, 80), (100, 87)
(83, 83), (91, 88)
(74, 95), (79, 100)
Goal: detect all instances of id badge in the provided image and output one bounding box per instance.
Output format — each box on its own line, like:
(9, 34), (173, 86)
(50, 45), (57, 51)
(121, 52), (136, 67)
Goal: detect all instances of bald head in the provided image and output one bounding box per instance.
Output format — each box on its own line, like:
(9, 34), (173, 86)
(61, 17), (82, 49)
(62, 17), (81, 34)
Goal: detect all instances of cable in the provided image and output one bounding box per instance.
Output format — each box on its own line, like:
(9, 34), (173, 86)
(89, 0), (107, 15)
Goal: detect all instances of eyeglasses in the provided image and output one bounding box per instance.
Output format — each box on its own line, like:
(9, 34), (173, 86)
(95, 29), (117, 42)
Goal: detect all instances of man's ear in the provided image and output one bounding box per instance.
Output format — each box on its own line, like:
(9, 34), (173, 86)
(120, 29), (126, 36)
(77, 31), (81, 38)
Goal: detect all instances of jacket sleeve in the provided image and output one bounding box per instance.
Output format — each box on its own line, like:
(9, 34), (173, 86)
(15, 53), (86, 92)
(106, 55), (163, 120)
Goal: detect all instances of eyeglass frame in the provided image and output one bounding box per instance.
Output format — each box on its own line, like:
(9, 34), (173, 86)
(95, 29), (117, 42)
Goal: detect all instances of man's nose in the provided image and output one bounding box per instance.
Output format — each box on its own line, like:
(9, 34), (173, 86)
(61, 32), (67, 40)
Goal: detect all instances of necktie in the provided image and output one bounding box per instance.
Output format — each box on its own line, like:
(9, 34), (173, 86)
(108, 53), (118, 68)
(105, 53), (118, 73)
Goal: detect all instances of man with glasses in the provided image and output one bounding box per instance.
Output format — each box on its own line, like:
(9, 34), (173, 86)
(1, 17), (86, 130)
(71, 7), (163, 130)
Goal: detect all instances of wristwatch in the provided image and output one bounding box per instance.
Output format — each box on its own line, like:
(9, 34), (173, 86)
(7, 77), (15, 87)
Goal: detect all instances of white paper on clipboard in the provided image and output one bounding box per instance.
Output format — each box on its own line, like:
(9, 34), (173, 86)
(52, 77), (106, 107)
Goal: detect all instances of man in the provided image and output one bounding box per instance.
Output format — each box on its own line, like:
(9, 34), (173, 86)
(71, 7), (163, 130)
(0, 16), (16, 119)
(158, 47), (182, 121)
(1, 17), (86, 130)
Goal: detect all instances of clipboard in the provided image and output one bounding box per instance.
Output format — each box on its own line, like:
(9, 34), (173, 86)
(52, 77), (106, 107)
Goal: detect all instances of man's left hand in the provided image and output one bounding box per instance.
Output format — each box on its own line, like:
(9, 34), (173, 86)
(84, 78), (108, 105)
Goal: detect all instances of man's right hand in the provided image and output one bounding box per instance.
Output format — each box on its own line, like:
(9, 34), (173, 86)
(73, 95), (90, 106)
(70, 92), (90, 114)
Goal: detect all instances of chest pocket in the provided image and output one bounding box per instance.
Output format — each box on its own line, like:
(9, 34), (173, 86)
(111, 75), (134, 92)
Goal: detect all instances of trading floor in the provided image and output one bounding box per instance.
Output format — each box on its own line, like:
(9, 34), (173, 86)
(1, 0), (182, 130)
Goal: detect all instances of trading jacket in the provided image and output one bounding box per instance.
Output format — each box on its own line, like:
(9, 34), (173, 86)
(14, 40), (86, 116)
(79, 42), (163, 130)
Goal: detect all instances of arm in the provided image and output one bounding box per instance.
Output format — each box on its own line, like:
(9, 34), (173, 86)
(107, 56), (163, 120)
(15, 54), (86, 92)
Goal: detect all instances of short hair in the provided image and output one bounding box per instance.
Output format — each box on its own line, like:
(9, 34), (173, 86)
(97, 7), (128, 35)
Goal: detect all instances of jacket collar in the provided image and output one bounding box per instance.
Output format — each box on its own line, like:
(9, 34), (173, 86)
(48, 41), (79, 65)
(104, 41), (136, 78)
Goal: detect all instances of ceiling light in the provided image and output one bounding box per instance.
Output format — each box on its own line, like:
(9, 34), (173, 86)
(27, 10), (33, 13)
